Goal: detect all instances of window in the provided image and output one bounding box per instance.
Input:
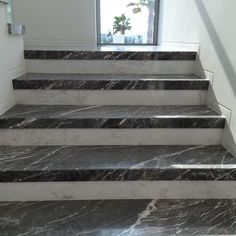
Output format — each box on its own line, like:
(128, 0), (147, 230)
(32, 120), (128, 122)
(6, 0), (13, 23)
(97, 0), (159, 45)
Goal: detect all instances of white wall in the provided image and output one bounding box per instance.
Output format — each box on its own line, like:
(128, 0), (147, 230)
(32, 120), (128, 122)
(13, 0), (97, 49)
(0, 2), (25, 115)
(159, 0), (236, 155)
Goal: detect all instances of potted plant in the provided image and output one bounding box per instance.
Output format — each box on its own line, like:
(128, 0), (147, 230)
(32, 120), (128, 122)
(113, 14), (132, 44)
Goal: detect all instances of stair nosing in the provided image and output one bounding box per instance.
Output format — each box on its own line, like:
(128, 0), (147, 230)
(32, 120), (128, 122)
(0, 117), (225, 129)
(13, 75), (209, 90)
(1, 168), (236, 182)
(24, 50), (197, 61)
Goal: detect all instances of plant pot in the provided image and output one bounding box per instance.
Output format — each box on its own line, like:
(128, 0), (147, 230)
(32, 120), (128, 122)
(113, 34), (125, 44)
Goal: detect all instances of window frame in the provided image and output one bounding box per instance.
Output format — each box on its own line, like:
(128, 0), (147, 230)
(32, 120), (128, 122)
(96, 0), (160, 46)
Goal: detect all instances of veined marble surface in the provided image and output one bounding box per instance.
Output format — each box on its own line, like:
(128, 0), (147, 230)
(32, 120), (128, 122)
(0, 129), (223, 146)
(25, 60), (195, 75)
(0, 105), (225, 129)
(14, 90), (207, 106)
(0, 199), (235, 235)
(24, 50), (196, 61)
(0, 145), (235, 182)
(13, 73), (209, 90)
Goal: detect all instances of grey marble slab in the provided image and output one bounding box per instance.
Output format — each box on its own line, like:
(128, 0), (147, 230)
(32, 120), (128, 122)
(13, 73), (209, 90)
(0, 145), (235, 182)
(0, 199), (236, 235)
(0, 105), (225, 129)
(24, 50), (196, 60)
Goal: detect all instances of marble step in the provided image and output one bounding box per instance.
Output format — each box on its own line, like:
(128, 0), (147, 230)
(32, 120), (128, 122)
(0, 105), (225, 129)
(13, 74), (208, 90)
(13, 74), (209, 105)
(13, 74), (209, 106)
(0, 145), (234, 182)
(24, 50), (196, 61)
(25, 50), (196, 74)
(0, 199), (235, 235)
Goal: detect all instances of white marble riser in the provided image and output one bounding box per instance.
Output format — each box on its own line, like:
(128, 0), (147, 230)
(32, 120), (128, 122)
(0, 129), (223, 146)
(0, 181), (235, 201)
(14, 90), (207, 106)
(25, 60), (195, 74)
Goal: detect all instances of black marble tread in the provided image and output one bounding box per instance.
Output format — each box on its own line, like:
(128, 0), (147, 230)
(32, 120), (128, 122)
(13, 73), (209, 90)
(24, 50), (196, 61)
(0, 199), (236, 235)
(0, 105), (225, 129)
(0, 145), (235, 182)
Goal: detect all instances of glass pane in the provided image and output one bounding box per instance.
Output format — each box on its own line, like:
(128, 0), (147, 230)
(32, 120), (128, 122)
(99, 0), (157, 45)
(6, 0), (13, 23)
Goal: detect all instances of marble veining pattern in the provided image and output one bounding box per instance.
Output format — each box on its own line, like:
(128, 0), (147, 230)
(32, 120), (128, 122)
(13, 73), (209, 90)
(0, 145), (235, 182)
(0, 105), (225, 129)
(25, 60), (195, 75)
(24, 50), (197, 61)
(0, 199), (236, 235)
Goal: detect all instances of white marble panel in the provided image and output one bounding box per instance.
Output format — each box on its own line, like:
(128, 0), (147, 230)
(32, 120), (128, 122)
(25, 60), (195, 74)
(0, 181), (235, 201)
(14, 90), (207, 105)
(0, 129), (223, 146)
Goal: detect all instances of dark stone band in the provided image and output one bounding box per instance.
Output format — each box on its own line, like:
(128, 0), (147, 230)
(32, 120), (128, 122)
(24, 50), (197, 61)
(0, 145), (234, 182)
(13, 76), (209, 90)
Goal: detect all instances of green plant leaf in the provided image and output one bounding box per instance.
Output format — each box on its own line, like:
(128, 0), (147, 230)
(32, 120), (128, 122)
(113, 13), (132, 35)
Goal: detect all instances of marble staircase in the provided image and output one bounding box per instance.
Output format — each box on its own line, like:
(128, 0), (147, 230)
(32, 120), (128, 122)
(0, 48), (236, 234)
